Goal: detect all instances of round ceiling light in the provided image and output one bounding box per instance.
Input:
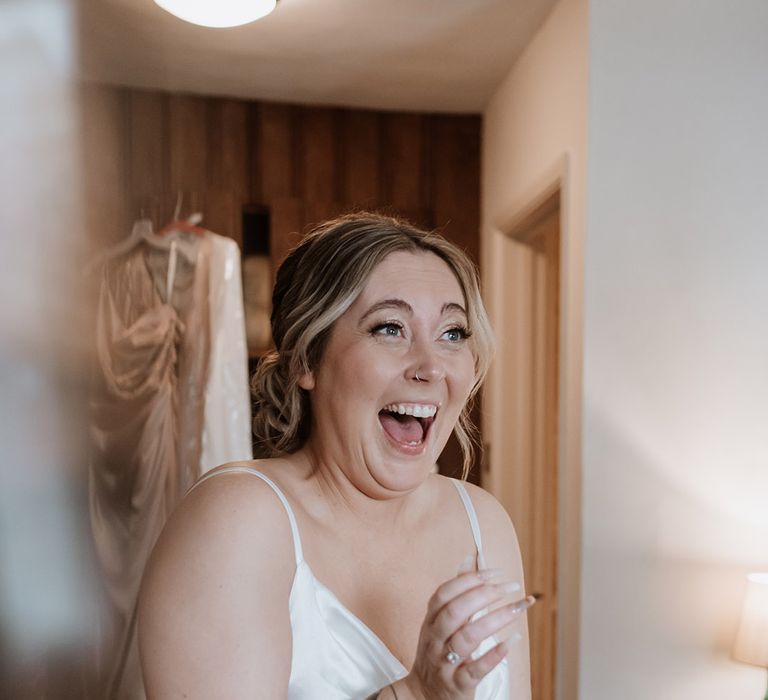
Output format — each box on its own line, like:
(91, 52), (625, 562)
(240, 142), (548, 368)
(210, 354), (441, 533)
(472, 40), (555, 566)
(153, 0), (278, 28)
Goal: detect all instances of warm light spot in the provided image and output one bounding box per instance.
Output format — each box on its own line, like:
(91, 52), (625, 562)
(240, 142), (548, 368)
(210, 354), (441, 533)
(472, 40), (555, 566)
(153, 0), (277, 28)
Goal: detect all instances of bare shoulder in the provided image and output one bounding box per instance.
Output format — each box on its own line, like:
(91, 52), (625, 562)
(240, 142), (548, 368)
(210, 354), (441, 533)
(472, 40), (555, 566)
(458, 480), (514, 526)
(138, 459), (297, 698)
(155, 459), (298, 560)
(456, 480), (531, 696)
(457, 480), (524, 579)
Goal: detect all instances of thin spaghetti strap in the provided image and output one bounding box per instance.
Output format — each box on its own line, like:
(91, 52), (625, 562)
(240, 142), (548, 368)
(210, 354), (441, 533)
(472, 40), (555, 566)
(450, 479), (486, 570)
(189, 466), (304, 564)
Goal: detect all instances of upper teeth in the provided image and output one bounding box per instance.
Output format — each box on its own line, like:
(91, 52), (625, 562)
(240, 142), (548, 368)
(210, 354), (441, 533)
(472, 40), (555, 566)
(382, 403), (437, 418)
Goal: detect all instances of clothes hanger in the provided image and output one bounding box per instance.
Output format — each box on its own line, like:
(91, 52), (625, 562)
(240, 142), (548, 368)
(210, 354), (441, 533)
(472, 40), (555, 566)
(158, 191), (206, 237)
(84, 219), (158, 274)
(85, 201), (199, 276)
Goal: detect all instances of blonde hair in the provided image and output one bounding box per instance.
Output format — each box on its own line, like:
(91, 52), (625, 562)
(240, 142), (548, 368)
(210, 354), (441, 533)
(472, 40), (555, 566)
(251, 212), (494, 479)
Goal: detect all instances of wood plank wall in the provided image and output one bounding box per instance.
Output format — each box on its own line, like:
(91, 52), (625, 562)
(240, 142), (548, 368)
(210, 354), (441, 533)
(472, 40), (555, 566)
(81, 85), (482, 480)
(83, 86), (480, 260)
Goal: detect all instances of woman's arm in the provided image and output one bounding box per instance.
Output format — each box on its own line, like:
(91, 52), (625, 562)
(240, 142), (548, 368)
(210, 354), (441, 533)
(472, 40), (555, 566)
(138, 473), (296, 699)
(463, 482), (532, 700)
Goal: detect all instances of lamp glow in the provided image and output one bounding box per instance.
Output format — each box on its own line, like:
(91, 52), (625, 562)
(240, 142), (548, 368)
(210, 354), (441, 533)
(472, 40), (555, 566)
(153, 0), (277, 28)
(733, 573), (768, 700)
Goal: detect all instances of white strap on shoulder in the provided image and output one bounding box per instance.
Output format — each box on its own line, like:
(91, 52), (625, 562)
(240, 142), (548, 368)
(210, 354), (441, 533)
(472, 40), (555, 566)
(190, 466), (304, 564)
(450, 479), (486, 570)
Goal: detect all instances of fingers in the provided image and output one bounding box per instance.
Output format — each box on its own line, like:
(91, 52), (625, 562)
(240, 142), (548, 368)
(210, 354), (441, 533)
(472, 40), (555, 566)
(453, 639), (509, 691)
(426, 568), (508, 621)
(446, 595), (531, 659)
(431, 581), (521, 638)
(408, 559), (526, 698)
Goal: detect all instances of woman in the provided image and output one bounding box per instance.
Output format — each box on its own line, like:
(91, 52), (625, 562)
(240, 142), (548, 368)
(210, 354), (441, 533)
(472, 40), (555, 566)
(138, 213), (532, 699)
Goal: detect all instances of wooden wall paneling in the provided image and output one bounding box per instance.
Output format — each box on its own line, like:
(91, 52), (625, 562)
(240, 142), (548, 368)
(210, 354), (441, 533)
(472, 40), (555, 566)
(246, 101), (261, 205)
(206, 99), (248, 244)
(303, 200), (349, 231)
(439, 422), (474, 482)
(381, 113), (424, 218)
(299, 106), (337, 207)
(204, 191), (241, 245)
(431, 115), (481, 262)
(339, 109), (381, 210)
(269, 197), (304, 274)
(394, 207), (434, 232)
(127, 90), (169, 227)
(419, 115), (435, 229)
(257, 102), (297, 203)
(80, 84), (130, 245)
(207, 99), (248, 196)
(168, 94), (208, 217)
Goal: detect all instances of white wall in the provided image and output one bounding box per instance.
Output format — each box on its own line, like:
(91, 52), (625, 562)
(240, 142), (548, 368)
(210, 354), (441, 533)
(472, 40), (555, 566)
(583, 0), (768, 697)
(482, 0), (588, 695)
(485, 0), (768, 697)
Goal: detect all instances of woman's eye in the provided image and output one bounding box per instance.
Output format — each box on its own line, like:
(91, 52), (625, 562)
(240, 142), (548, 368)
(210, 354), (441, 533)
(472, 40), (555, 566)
(371, 322), (403, 337)
(442, 326), (470, 342)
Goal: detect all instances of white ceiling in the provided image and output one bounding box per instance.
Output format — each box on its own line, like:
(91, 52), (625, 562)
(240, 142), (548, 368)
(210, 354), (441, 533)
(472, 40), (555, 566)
(78, 0), (557, 114)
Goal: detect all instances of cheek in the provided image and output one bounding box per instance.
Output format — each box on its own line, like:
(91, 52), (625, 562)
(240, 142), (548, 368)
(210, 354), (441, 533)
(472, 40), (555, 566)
(453, 352), (476, 398)
(321, 346), (389, 402)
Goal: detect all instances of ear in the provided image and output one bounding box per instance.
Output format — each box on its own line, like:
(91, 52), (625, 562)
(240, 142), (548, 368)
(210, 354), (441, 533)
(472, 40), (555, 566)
(298, 370), (315, 391)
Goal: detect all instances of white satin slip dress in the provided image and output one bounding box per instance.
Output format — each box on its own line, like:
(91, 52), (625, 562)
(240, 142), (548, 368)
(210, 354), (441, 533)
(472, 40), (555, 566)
(191, 467), (511, 699)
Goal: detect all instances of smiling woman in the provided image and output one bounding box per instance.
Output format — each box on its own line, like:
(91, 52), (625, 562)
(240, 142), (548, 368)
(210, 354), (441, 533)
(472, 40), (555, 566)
(251, 214), (493, 478)
(138, 213), (533, 699)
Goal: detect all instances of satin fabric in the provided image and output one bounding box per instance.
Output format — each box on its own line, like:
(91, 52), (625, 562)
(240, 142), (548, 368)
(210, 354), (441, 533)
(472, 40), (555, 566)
(89, 228), (211, 699)
(200, 234), (252, 473)
(191, 467), (511, 699)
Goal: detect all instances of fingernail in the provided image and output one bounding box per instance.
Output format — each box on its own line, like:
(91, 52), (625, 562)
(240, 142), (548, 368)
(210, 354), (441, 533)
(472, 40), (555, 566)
(477, 568), (504, 581)
(510, 631), (522, 643)
(498, 581), (522, 593)
(511, 594), (538, 612)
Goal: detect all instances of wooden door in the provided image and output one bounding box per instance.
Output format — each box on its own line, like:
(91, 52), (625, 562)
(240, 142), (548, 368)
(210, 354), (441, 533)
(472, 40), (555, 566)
(493, 194), (560, 700)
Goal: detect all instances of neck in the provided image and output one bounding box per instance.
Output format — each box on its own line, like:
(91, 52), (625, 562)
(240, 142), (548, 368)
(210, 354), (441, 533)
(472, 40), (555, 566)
(295, 443), (428, 529)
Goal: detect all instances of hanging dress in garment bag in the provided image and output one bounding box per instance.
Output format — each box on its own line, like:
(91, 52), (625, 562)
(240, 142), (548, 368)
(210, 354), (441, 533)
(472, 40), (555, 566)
(89, 226), (212, 700)
(200, 232), (253, 473)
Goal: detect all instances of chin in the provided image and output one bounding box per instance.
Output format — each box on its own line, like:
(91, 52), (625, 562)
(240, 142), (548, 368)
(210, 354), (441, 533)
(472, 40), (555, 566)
(384, 445), (443, 484)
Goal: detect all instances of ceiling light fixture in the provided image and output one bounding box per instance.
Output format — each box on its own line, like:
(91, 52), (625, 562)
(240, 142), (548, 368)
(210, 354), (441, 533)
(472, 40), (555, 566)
(153, 0), (278, 28)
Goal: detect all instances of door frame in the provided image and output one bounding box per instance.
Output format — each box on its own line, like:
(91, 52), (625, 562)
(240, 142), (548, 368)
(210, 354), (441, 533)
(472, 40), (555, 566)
(483, 154), (582, 700)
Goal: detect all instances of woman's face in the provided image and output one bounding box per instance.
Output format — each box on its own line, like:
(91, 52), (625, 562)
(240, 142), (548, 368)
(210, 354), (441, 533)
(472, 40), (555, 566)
(300, 250), (476, 496)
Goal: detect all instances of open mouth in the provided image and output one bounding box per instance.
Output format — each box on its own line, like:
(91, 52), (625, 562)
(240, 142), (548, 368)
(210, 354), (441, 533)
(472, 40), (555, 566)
(378, 403), (437, 448)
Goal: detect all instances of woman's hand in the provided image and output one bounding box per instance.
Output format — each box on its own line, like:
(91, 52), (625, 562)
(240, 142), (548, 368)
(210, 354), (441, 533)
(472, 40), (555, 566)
(395, 554), (526, 700)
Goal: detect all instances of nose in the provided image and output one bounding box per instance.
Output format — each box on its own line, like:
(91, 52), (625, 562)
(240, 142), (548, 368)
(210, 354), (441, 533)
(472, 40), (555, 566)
(411, 365), (443, 382)
(407, 339), (445, 383)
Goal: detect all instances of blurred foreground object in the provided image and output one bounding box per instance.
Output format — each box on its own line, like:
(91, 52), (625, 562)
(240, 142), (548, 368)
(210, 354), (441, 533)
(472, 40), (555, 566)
(0, 1), (103, 698)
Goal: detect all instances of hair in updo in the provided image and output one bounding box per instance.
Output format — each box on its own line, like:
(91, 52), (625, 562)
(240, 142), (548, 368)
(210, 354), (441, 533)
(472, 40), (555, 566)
(251, 212), (494, 478)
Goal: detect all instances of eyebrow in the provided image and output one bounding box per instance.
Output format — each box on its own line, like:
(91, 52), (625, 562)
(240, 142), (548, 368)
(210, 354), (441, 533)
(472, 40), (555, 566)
(359, 299), (468, 322)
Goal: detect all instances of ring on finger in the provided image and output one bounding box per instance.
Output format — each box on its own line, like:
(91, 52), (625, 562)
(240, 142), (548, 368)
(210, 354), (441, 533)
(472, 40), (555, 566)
(445, 645), (461, 665)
